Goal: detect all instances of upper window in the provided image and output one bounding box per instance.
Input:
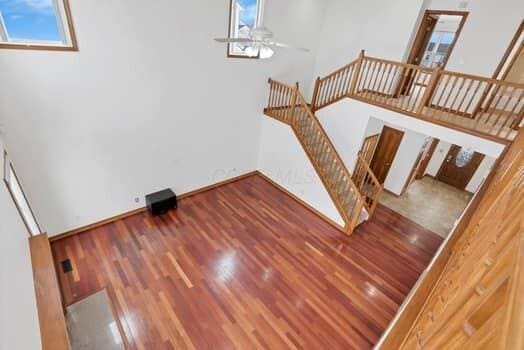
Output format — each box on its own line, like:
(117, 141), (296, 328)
(0, 0), (77, 50)
(228, 0), (260, 57)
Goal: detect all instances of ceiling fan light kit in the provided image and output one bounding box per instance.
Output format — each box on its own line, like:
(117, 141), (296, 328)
(214, 0), (308, 59)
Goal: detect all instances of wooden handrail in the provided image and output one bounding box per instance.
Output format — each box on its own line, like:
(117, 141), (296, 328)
(264, 79), (367, 234)
(353, 152), (383, 217)
(30, 233), (71, 350)
(310, 52), (524, 142)
(376, 131), (524, 349)
(294, 90), (366, 233)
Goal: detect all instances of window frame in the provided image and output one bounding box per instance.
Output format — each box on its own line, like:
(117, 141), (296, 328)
(227, 0), (260, 59)
(3, 150), (42, 236)
(0, 0), (78, 51)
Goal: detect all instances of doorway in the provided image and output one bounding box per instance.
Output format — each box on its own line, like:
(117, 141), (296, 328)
(402, 137), (439, 194)
(436, 145), (485, 190)
(399, 10), (468, 95)
(370, 126), (404, 184)
(407, 10), (468, 68)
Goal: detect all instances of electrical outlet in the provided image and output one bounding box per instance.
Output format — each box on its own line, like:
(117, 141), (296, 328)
(134, 197), (140, 203)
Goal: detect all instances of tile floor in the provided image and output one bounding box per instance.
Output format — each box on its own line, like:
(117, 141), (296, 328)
(66, 290), (125, 350)
(379, 176), (473, 238)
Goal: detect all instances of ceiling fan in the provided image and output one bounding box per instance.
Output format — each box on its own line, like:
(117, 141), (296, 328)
(214, 0), (309, 59)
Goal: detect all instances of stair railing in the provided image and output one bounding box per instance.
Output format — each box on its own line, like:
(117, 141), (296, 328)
(265, 78), (297, 124)
(310, 51), (524, 143)
(353, 152), (383, 217)
(265, 79), (367, 234)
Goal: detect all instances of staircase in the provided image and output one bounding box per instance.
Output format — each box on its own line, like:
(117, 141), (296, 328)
(264, 80), (383, 234)
(310, 51), (524, 143)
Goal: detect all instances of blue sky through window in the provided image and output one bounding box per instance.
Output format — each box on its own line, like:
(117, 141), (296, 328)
(236, 0), (257, 27)
(0, 0), (61, 42)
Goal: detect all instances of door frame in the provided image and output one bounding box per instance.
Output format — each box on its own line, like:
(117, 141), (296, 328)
(416, 138), (439, 180)
(406, 10), (469, 69)
(398, 10), (468, 96)
(490, 19), (524, 80)
(401, 137), (439, 194)
(3, 150), (42, 236)
(370, 126), (405, 184)
(435, 145), (485, 190)
(477, 20), (524, 122)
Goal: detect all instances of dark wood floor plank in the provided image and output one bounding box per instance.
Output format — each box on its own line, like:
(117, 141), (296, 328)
(52, 174), (441, 349)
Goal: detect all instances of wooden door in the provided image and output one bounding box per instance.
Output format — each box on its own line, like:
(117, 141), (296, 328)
(436, 145), (485, 190)
(359, 134), (380, 164)
(408, 14), (438, 66)
(370, 126), (404, 184)
(398, 15), (438, 95)
(399, 10), (467, 95)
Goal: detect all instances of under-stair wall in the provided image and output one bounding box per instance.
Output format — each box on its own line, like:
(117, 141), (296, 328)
(258, 117), (345, 228)
(262, 81), (381, 234)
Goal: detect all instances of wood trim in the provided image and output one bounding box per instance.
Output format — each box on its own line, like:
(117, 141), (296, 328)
(491, 19), (524, 80)
(348, 94), (512, 145)
(371, 125), (405, 184)
(255, 171), (346, 233)
(0, 0), (78, 51)
(29, 233), (71, 350)
(435, 145), (485, 190)
(375, 138), (510, 349)
(51, 171), (258, 241)
(226, 0), (259, 59)
(416, 138), (439, 179)
(407, 10), (468, 69)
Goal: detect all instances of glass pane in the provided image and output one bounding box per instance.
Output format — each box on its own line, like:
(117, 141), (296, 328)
(7, 164), (41, 236)
(229, 0), (258, 55)
(0, 0), (62, 43)
(455, 147), (475, 168)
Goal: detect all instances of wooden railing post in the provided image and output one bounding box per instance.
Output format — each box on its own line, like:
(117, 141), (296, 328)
(416, 67), (441, 115)
(349, 50), (365, 95)
(311, 77), (321, 111)
(289, 82), (299, 125)
(347, 197), (365, 234)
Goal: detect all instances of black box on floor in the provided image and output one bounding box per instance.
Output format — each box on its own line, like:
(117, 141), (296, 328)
(145, 189), (177, 215)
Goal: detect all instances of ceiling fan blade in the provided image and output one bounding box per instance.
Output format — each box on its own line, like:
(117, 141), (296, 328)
(214, 38), (254, 44)
(268, 41), (310, 52)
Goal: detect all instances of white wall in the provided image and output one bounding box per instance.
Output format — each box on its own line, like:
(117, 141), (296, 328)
(312, 0), (424, 79)
(257, 117), (344, 226)
(425, 140), (496, 193)
(317, 98), (503, 165)
(425, 0), (524, 76)
(0, 138), (41, 350)
(0, 0), (326, 236)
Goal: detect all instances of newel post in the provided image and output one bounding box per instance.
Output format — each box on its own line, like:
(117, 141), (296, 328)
(289, 82), (299, 125)
(349, 49), (365, 95)
(311, 77), (321, 111)
(416, 67), (441, 115)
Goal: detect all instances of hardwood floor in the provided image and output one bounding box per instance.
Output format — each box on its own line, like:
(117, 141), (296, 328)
(51, 174), (442, 349)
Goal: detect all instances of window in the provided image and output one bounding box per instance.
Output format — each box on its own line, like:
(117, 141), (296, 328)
(228, 0), (260, 57)
(3, 151), (41, 236)
(0, 0), (77, 50)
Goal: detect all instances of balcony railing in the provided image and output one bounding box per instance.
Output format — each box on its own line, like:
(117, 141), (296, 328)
(311, 51), (523, 143)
